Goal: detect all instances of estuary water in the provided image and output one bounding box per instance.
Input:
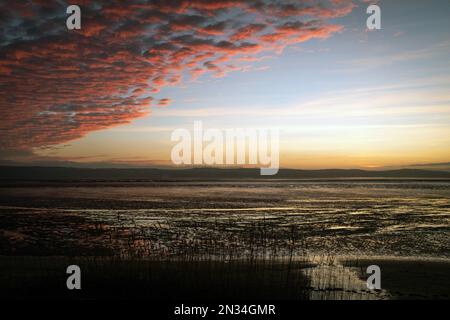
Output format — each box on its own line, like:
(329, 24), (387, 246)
(1, 180), (449, 258)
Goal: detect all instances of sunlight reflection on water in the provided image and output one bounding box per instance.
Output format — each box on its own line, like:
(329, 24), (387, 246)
(0, 181), (449, 258)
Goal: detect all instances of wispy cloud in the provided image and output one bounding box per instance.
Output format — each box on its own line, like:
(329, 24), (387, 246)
(150, 75), (450, 120)
(336, 40), (450, 73)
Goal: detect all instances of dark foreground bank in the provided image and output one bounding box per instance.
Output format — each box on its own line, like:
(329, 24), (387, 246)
(1, 256), (449, 300)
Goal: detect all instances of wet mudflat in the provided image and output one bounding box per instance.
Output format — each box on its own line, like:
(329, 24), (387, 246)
(0, 180), (449, 299)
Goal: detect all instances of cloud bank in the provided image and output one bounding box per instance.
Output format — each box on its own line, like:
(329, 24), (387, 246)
(0, 0), (356, 158)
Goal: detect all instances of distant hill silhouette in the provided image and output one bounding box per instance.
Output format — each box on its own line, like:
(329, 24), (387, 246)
(0, 166), (449, 181)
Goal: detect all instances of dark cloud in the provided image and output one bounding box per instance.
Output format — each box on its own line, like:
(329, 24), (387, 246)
(0, 0), (356, 158)
(157, 98), (172, 107)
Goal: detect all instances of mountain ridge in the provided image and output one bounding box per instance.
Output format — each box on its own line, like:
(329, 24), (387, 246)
(1, 166), (450, 181)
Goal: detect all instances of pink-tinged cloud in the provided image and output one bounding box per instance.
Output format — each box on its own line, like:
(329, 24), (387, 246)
(230, 24), (267, 41)
(157, 98), (173, 107)
(0, 0), (356, 158)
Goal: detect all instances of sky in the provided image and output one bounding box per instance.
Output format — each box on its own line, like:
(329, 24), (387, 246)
(0, 0), (449, 169)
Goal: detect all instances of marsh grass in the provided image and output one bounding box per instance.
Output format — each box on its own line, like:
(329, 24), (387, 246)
(0, 215), (320, 300)
(0, 211), (391, 300)
(1, 256), (313, 300)
(1, 208), (399, 300)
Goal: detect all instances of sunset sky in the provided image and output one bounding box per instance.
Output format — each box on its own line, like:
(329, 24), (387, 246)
(0, 0), (449, 169)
